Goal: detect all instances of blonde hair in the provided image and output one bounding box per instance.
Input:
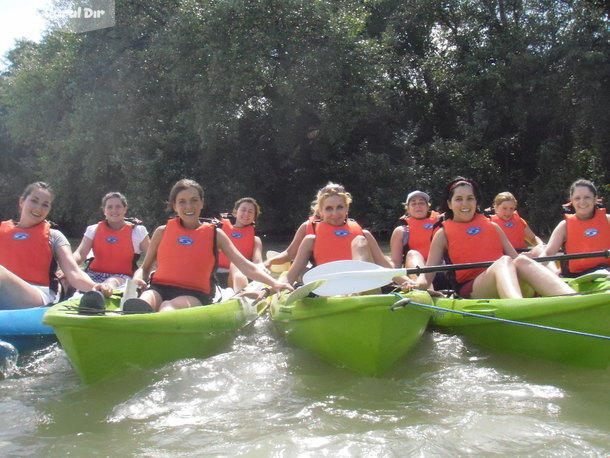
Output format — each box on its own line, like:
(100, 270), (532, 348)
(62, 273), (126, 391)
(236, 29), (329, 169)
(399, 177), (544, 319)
(311, 182), (352, 217)
(493, 191), (518, 208)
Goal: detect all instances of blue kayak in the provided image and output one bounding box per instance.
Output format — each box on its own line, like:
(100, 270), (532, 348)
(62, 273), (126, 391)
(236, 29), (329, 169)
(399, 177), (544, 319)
(0, 306), (56, 352)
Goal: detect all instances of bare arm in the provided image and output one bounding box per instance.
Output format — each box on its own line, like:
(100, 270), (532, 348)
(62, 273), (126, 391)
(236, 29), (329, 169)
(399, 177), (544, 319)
(524, 224), (543, 247)
(218, 230), (291, 292)
(72, 235), (93, 265)
(56, 244), (111, 294)
(539, 221), (567, 258)
(138, 234), (151, 258)
(413, 229), (447, 290)
(362, 230), (392, 268)
(389, 226), (406, 268)
(132, 226), (164, 288)
(264, 221), (308, 267)
(251, 236), (264, 265)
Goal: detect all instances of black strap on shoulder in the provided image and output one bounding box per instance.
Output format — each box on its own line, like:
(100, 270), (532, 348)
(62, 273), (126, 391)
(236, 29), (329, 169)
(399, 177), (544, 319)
(562, 199), (606, 214)
(125, 217), (144, 226)
(202, 217), (223, 228)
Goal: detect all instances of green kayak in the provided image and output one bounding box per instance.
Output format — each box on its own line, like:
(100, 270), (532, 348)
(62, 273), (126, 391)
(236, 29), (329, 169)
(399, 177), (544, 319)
(269, 290), (432, 376)
(43, 294), (261, 384)
(423, 275), (610, 368)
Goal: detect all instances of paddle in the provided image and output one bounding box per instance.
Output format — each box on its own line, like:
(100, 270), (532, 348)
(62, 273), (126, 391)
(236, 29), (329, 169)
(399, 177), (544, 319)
(284, 280), (327, 305)
(303, 250), (610, 296)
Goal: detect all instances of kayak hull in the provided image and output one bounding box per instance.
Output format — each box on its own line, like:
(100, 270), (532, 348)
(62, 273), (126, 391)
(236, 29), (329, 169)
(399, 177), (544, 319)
(427, 277), (610, 368)
(43, 296), (258, 384)
(0, 307), (56, 352)
(270, 290), (432, 376)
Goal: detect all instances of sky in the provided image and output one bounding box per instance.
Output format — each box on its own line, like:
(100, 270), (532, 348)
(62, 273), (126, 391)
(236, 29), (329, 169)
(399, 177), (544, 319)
(0, 0), (53, 69)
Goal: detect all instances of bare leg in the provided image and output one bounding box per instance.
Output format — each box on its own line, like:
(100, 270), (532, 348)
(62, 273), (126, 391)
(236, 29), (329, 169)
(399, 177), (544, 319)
(229, 263), (249, 291)
(513, 255), (574, 296)
(0, 266), (46, 309)
(471, 256), (523, 299)
(286, 235), (315, 284)
(104, 276), (127, 289)
(139, 289), (163, 312)
(159, 295), (202, 312)
(405, 250), (426, 278)
(351, 235), (372, 262)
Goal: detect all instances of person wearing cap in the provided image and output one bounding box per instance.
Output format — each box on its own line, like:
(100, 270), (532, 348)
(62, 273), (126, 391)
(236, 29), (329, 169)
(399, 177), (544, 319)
(403, 177), (574, 299)
(390, 190), (443, 273)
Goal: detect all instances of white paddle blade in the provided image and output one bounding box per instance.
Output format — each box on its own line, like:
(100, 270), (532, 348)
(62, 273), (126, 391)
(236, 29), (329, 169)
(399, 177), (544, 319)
(284, 280), (327, 305)
(310, 268), (406, 296)
(303, 260), (383, 283)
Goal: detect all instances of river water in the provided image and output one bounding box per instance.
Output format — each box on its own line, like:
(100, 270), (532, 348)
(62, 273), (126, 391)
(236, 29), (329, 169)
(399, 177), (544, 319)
(1, 314), (608, 457)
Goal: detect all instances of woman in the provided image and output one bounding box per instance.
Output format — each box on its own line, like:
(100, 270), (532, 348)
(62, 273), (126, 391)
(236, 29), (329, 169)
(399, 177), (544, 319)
(0, 182), (112, 309)
(127, 179), (292, 313)
(264, 182), (345, 270)
(285, 183), (391, 284)
(217, 197), (264, 291)
(73, 192), (150, 309)
(491, 192), (544, 253)
(405, 177), (574, 299)
(390, 190), (442, 270)
(539, 179), (610, 275)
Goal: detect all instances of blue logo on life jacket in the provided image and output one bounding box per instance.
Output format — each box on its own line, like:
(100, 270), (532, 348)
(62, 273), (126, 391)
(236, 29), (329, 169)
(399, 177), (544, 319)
(334, 229), (350, 237)
(504, 222), (515, 228)
(584, 228), (599, 237)
(424, 223), (434, 230)
(231, 232), (243, 239)
(467, 226), (482, 236)
(177, 236), (194, 246)
(13, 232), (29, 241)
(105, 236), (119, 243)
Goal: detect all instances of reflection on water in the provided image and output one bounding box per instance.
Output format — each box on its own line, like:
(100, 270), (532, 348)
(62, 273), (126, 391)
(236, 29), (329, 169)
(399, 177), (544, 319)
(1, 316), (608, 456)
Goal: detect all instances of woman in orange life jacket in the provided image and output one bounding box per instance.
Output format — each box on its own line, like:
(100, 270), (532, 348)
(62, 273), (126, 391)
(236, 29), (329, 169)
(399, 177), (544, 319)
(73, 192), (151, 309)
(285, 183), (392, 285)
(402, 177), (574, 299)
(266, 183), (359, 271)
(390, 190), (449, 289)
(126, 179), (292, 313)
(538, 179), (610, 276)
(0, 182), (113, 309)
(217, 197), (264, 292)
(390, 190), (442, 271)
(491, 192), (544, 255)
(264, 183), (345, 270)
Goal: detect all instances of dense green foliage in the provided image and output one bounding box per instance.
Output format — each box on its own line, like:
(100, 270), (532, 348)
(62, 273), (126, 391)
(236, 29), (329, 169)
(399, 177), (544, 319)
(1, 0), (608, 237)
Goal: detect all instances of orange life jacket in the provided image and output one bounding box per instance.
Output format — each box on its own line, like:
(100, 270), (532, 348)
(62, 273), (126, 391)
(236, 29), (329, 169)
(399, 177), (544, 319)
(217, 218), (255, 269)
(153, 218), (218, 293)
(305, 217), (316, 235)
(399, 211), (440, 260)
(312, 220), (364, 266)
(491, 211), (528, 250)
(443, 214), (504, 284)
(88, 221), (137, 276)
(0, 220), (54, 286)
(564, 208), (610, 274)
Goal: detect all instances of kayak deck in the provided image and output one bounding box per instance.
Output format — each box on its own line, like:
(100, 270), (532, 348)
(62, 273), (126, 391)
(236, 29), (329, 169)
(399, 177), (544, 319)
(425, 277), (610, 368)
(44, 295), (259, 384)
(270, 290), (432, 376)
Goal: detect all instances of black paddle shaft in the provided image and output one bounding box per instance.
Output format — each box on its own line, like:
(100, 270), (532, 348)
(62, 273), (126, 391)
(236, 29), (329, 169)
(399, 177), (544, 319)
(406, 250), (610, 276)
